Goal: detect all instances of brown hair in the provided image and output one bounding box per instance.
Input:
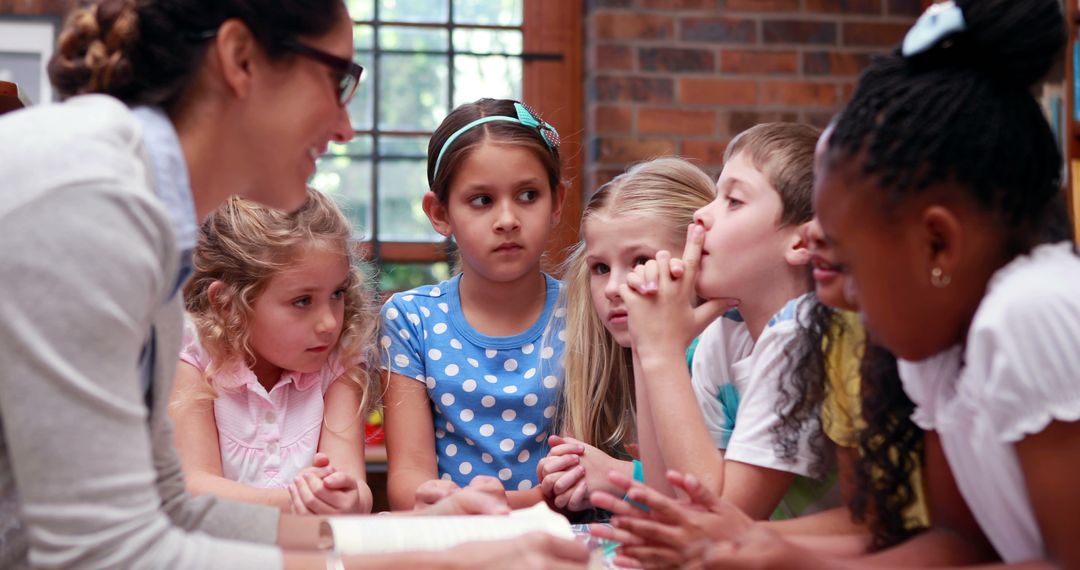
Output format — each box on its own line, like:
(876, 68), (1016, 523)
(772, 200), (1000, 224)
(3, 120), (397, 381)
(426, 98), (562, 203)
(49, 0), (346, 112)
(559, 157), (716, 455)
(724, 122), (820, 227)
(183, 188), (379, 415)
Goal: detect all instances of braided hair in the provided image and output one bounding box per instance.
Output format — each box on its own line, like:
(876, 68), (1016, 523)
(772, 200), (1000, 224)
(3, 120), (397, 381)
(827, 0), (1071, 252)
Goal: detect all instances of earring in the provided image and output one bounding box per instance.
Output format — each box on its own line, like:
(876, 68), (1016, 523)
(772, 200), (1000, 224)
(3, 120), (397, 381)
(931, 267), (951, 288)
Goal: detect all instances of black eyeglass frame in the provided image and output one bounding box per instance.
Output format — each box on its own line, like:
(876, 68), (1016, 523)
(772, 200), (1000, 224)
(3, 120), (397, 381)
(280, 38), (364, 107)
(187, 29), (363, 107)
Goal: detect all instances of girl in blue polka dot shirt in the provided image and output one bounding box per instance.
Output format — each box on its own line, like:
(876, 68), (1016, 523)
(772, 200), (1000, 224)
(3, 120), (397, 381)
(380, 98), (568, 510)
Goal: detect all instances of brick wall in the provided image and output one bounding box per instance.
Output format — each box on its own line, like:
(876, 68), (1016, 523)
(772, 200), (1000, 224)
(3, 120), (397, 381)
(585, 0), (922, 190)
(0, 0), (72, 16)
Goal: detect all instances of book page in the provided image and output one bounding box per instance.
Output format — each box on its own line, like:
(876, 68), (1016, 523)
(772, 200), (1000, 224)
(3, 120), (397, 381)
(322, 502), (575, 555)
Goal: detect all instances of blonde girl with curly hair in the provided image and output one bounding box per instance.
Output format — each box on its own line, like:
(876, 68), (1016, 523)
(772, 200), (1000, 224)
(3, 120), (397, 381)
(170, 188), (379, 515)
(535, 157), (715, 514)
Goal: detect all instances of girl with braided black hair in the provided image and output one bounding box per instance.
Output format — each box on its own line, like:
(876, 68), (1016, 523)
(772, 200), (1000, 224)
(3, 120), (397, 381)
(807, 0), (1078, 566)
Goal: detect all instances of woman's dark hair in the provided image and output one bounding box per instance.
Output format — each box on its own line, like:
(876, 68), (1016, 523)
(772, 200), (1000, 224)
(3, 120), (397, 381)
(426, 98), (563, 202)
(826, 0), (1070, 254)
(850, 342), (926, 551)
(49, 0), (345, 111)
(773, 294), (834, 480)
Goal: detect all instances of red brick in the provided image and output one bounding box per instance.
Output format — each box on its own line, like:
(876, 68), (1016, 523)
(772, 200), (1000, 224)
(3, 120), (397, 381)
(639, 47), (716, 72)
(594, 45), (634, 71)
(3, 0), (71, 14)
(803, 51), (876, 76)
(842, 22), (910, 47)
(592, 168), (626, 189)
(721, 50), (798, 75)
(887, 0), (923, 16)
(729, 111), (799, 134)
(681, 140), (729, 165)
(762, 20), (837, 45)
(760, 81), (840, 107)
(594, 76), (675, 103)
(587, 0), (633, 8)
(680, 17), (757, 43)
(726, 0), (800, 10)
(639, 108), (717, 135)
(595, 13), (675, 40)
(594, 105), (634, 133)
(596, 137), (679, 162)
(805, 0), (882, 14)
(841, 82), (858, 102)
(803, 112), (835, 129)
(679, 78), (758, 105)
(641, 0), (723, 8)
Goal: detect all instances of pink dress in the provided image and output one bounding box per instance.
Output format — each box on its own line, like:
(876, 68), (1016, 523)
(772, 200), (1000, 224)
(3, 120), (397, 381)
(179, 322), (348, 488)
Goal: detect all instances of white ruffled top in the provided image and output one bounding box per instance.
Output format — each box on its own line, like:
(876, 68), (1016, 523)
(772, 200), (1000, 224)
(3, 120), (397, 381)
(898, 241), (1080, 562)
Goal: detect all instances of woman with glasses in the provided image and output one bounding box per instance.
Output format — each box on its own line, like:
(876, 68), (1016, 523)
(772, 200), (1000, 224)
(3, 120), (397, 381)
(0, 0), (588, 568)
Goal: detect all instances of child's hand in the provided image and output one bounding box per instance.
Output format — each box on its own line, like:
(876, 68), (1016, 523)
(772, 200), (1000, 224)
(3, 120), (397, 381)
(539, 435), (628, 512)
(414, 478), (463, 509)
(701, 525), (827, 570)
(287, 453), (364, 514)
(588, 469), (753, 569)
(537, 435), (584, 508)
(621, 224), (735, 359)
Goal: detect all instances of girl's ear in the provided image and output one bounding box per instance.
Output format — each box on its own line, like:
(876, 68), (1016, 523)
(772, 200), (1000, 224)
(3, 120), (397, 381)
(549, 182), (567, 227)
(207, 281), (230, 313)
(783, 220), (812, 267)
(422, 191), (453, 237)
(921, 205), (962, 280)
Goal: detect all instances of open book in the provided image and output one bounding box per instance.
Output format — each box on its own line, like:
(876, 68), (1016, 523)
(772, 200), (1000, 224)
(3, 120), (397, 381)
(320, 502), (575, 555)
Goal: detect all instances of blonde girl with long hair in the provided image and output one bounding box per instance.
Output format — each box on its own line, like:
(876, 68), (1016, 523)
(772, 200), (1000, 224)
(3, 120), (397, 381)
(170, 188), (379, 515)
(536, 157), (716, 513)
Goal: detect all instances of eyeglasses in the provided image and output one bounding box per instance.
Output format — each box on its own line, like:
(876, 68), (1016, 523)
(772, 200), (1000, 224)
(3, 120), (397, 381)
(280, 39), (364, 106)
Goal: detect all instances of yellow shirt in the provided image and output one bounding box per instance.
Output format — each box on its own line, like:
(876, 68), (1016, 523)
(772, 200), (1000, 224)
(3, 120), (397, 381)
(821, 311), (930, 529)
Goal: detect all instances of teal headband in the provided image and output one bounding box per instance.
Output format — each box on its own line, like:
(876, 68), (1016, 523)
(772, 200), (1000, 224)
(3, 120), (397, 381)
(432, 102), (560, 179)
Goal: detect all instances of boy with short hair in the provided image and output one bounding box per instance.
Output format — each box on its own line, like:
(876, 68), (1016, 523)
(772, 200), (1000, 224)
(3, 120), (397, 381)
(625, 122), (831, 520)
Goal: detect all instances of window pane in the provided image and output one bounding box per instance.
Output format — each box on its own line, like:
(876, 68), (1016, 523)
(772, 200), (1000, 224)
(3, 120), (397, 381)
(348, 52), (374, 130)
(380, 135), (429, 158)
(330, 136), (374, 157)
(378, 26), (448, 51)
(452, 28), (522, 55)
(379, 0), (449, 23)
(453, 0), (523, 26)
(454, 55), (521, 107)
(379, 262), (451, 293)
(347, 0), (374, 20)
(312, 156), (372, 239)
(378, 159), (438, 241)
(354, 24), (375, 50)
(378, 53), (449, 130)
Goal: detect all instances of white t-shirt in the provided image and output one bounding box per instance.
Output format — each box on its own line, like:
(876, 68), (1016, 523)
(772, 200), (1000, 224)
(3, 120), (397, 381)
(898, 242), (1080, 562)
(691, 295), (819, 477)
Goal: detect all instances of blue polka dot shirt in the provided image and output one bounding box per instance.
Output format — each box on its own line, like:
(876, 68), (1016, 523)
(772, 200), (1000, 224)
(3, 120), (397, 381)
(379, 273), (566, 490)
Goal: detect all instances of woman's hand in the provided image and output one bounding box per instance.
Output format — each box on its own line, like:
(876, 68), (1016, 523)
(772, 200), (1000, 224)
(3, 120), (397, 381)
(446, 532), (589, 570)
(413, 478), (462, 509)
(419, 476), (511, 516)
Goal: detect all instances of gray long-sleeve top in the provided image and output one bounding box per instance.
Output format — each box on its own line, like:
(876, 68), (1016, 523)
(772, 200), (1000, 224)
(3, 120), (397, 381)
(0, 95), (284, 569)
